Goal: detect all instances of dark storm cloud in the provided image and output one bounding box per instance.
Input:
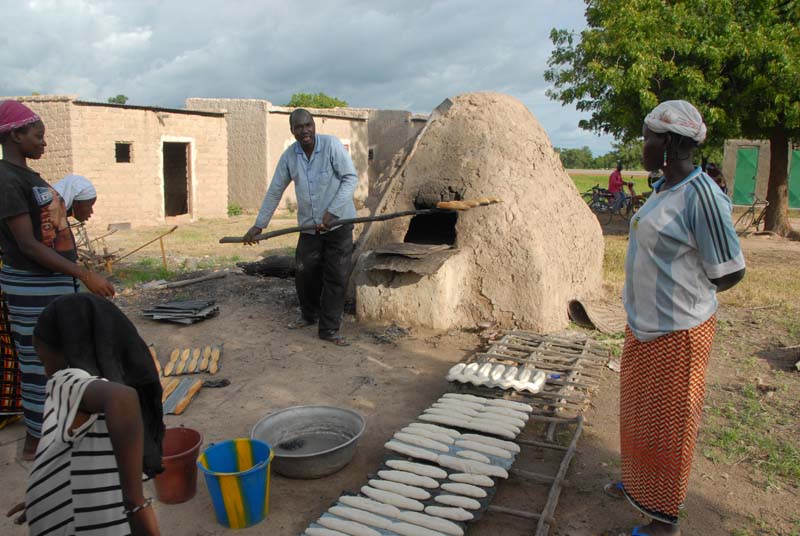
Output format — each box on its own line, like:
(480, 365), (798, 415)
(2, 0), (613, 153)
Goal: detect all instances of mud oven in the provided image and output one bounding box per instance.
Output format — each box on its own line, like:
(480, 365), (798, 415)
(352, 93), (605, 333)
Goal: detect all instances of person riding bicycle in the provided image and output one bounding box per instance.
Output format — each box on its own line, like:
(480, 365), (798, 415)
(609, 162), (634, 211)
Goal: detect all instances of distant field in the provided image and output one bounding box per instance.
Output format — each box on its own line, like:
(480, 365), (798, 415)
(569, 173), (652, 197)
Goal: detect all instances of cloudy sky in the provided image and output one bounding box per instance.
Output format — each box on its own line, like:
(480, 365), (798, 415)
(2, 0), (615, 154)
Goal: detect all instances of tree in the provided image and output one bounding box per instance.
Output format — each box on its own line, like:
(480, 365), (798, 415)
(285, 92), (347, 108)
(556, 146), (595, 168)
(107, 95), (129, 105)
(545, 0), (800, 238)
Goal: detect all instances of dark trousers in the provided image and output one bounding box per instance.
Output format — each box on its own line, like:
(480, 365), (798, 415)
(295, 225), (353, 333)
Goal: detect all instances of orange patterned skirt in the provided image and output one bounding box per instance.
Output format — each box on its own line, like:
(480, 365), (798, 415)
(620, 315), (716, 524)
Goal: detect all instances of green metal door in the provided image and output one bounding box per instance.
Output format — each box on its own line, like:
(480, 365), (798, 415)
(732, 147), (759, 205)
(789, 150), (800, 209)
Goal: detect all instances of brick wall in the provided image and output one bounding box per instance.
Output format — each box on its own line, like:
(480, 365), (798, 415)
(70, 103), (228, 227)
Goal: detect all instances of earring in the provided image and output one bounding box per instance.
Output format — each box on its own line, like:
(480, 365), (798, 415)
(663, 151), (668, 167)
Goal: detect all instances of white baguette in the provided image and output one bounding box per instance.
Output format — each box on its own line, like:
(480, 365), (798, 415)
(394, 432), (450, 453)
(442, 393), (489, 404)
(440, 482), (487, 498)
(433, 494), (481, 510)
(454, 439), (512, 459)
(328, 506), (394, 530)
(361, 486), (424, 511)
(396, 511), (464, 536)
(455, 450), (491, 464)
(430, 403), (479, 417)
(368, 479), (430, 500)
(386, 459), (448, 480)
(401, 426), (456, 445)
(338, 496), (400, 518)
(418, 414), (516, 439)
(407, 422), (461, 438)
(390, 522), (447, 536)
(385, 440), (439, 462)
(484, 398), (533, 413)
(436, 454), (508, 478)
(305, 528), (349, 536)
(424, 506), (473, 522)
(434, 398), (485, 411)
(378, 469), (439, 489)
(479, 405), (530, 422)
(459, 434), (520, 453)
(474, 411), (525, 428)
(448, 473), (494, 487)
(317, 516), (381, 536)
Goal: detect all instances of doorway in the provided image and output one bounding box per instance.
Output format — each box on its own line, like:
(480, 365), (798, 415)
(789, 149), (800, 209)
(732, 146), (759, 205)
(163, 142), (190, 216)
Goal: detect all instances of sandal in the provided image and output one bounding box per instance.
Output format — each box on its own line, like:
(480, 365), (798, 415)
(603, 481), (625, 499)
(319, 331), (350, 346)
(288, 317), (317, 329)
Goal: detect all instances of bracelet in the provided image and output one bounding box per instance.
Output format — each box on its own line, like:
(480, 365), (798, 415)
(123, 497), (153, 516)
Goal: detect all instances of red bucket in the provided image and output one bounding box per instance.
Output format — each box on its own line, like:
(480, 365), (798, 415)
(154, 427), (203, 504)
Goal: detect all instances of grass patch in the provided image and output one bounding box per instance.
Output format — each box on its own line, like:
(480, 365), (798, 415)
(703, 383), (800, 489)
(570, 173), (652, 197)
(112, 257), (177, 287)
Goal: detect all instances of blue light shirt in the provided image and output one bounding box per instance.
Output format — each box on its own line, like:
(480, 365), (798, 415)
(623, 167), (745, 342)
(255, 134), (358, 233)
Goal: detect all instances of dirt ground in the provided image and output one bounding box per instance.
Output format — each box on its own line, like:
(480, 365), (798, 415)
(0, 221), (798, 536)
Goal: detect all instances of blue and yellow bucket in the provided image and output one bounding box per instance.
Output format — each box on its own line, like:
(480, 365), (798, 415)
(197, 438), (274, 529)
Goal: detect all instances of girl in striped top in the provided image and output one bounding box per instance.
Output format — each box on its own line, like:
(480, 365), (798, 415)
(7, 294), (163, 536)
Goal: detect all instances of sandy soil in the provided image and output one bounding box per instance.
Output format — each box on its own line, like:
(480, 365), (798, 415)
(1, 235), (798, 536)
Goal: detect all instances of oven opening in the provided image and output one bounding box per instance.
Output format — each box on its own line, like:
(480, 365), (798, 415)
(403, 211), (458, 245)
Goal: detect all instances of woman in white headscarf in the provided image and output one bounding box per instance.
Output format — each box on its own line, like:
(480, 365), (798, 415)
(53, 174), (97, 222)
(605, 101), (745, 536)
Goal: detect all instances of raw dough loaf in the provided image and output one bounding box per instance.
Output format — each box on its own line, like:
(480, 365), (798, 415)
(338, 496), (400, 518)
(396, 511), (464, 536)
(474, 412), (525, 428)
(448, 473), (494, 487)
(484, 398), (533, 413)
(437, 455), (509, 478)
(433, 495), (481, 510)
(455, 450), (492, 464)
(317, 516), (381, 536)
(361, 486), (425, 511)
(328, 506), (394, 530)
(386, 459), (448, 480)
(385, 440), (439, 462)
(434, 398), (485, 411)
(305, 528), (349, 536)
(378, 469), (439, 489)
(460, 434), (520, 453)
(431, 403), (479, 417)
(369, 479), (430, 500)
(479, 405), (529, 422)
(408, 422), (461, 438)
(401, 426), (456, 445)
(394, 432), (450, 452)
(424, 506), (473, 522)
(442, 393), (488, 403)
(440, 482), (487, 498)
(418, 414), (516, 439)
(390, 522), (448, 536)
(455, 440), (512, 459)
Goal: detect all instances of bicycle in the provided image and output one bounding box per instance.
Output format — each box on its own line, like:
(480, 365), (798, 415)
(587, 182), (645, 224)
(734, 195), (769, 235)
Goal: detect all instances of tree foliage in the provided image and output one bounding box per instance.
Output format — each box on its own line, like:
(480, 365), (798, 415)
(545, 0), (800, 236)
(107, 95), (129, 105)
(285, 92), (347, 108)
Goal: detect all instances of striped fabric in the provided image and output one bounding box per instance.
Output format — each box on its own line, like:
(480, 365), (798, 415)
(0, 283), (22, 420)
(26, 369), (130, 536)
(198, 438), (274, 529)
(623, 167), (744, 342)
(620, 315), (716, 524)
(0, 265), (78, 437)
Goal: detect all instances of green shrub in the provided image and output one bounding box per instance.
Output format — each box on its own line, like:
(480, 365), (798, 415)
(227, 203), (243, 216)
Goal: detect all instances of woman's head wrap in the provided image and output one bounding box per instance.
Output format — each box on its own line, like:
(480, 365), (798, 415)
(644, 100), (707, 144)
(34, 294), (165, 477)
(53, 174), (97, 210)
(0, 100), (41, 135)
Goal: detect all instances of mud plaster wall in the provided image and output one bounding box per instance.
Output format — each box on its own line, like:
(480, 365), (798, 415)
(70, 104), (228, 228)
(186, 98), (269, 211)
(367, 110), (427, 196)
(1, 96), (76, 184)
(356, 92), (605, 333)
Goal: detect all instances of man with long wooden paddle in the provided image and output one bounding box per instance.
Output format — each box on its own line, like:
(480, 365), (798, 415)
(242, 109), (358, 346)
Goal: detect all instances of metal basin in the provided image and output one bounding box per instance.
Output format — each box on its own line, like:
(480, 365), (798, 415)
(250, 405), (365, 479)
